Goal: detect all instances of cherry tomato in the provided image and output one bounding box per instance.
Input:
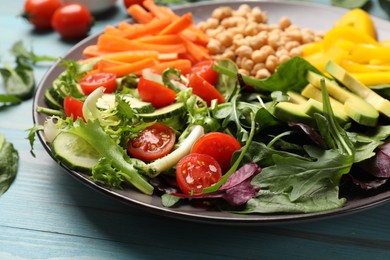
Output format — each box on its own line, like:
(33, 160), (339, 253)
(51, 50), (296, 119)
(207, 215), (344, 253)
(188, 73), (224, 106)
(22, 0), (62, 29)
(123, 0), (144, 8)
(63, 96), (85, 121)
(190, 60), (218, 85)
(79, 72), (117, 95)
(176, 153), (222, 195)
(191, 132), (241, 173)
(51, 4), (92, 40)
(138, 77), (176, 108)
(127, 122), (176, 162)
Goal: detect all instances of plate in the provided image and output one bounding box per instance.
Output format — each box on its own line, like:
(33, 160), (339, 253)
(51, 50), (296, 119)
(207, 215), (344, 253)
(33, 0), (390, 225)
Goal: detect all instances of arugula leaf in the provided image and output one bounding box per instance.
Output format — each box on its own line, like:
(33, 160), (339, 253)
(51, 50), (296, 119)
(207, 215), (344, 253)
(10, 40), (57, 64)
(252, 146), (353, 202)
(214, 59), (239, 102)
(0, 134), (18, 196)
(0, 94), (22, 108)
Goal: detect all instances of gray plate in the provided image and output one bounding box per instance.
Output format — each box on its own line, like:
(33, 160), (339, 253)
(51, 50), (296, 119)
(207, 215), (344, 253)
(33, 0), (390, 225)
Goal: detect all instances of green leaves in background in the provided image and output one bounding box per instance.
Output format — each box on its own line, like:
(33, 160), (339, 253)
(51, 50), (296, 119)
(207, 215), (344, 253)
(331, 0), (369, 9)
(0, 134), (18, 196)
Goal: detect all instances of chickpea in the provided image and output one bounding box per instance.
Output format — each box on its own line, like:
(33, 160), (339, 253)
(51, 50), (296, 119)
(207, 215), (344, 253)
(279, 17), (291, 30)
(206, 18), (219, 29)
(235, 45), (253, 58)
(260, 45), (275, 56)
(289, 47), (302, 57)
(244, 22), (259, 36)
(207, 39), (223, 55)
(217, 32), (234, 47)
(265, 55), (278, 73)
(212, 6), (233, 21)
(238, 68), (250, 76)
(240, 57), (254, 71)
(221, 49), (235, 60)
(255, 68), (271, 79)
(249, 34), (267, 49)
(278, 54), (290, 64)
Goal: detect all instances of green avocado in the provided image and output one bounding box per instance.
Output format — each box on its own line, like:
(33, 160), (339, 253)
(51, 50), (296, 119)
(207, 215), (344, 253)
(303, 98), (349, 125)
(287, 91), (307, 104)
(325, 60), (390, 119)
(306, 70), (379, 127)
(273, 102), (315, 126)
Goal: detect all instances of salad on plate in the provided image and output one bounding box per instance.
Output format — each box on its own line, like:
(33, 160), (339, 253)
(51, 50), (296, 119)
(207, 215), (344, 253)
(31, 0), (390, 215)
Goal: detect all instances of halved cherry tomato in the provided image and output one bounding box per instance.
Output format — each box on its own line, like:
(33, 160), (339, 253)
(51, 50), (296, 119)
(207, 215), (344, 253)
(79, 72), (117, 95)
(51, 3), (92, 40)
(138, 77), (176, 108)
(127, 122), (176, 162)
(191, 132), (241, 173)
(64, 96), (85, 121)
(22, 0), (62, 29)
(188, 73), (224, 106)
(190, 60), (218, 85)
(176, 153), (222, 195)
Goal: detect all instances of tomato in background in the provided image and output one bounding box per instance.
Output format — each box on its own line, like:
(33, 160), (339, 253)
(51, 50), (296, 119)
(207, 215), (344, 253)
(51, 4), (92, 40)
(138, 77), (176, 108)
(22, 0), (62, 29)
(188, 73), (224, 106)
(127, 122), (176, 162)
(123, 0), (144, 8)
(176, 153), (222, 195)
(63, 96), (85, 121)
(191, 132), (241, 173)
(190, 60), (218, 85)
(79, 72), (117, 95)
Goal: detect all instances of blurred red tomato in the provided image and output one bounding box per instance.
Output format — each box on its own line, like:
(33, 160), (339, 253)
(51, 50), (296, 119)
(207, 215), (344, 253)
(22, 0), (62, 29)
(51, 4), (92, 40)
(123, 0), (144, 8)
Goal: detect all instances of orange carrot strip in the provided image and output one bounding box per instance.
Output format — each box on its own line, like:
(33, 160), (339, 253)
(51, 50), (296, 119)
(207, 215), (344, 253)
(180, 36), (211, 63)
(81, 50), (160, 64)
(97, 34), (187, 54)
(150, 59), (192, 75)
(158, 12), (193, 35)
(128, 4), (154, 24)
(104, 25), (122, 35)
(119, 18), (172, 39)
(82, 45), (112, 57)
(97, 58), (128, 70)
(101, 58), (158, 77)
(134, 35), (183, 45)
(142, 0), (171, 19)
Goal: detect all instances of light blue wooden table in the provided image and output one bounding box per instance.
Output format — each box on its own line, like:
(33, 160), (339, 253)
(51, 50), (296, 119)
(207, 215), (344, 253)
(1, 0), (390, 259)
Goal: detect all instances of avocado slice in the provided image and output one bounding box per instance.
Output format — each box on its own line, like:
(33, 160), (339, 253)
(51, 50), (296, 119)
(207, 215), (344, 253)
(325, 60), (390, 118)
(303, 98), (349, 125)
(287, 91), (307, 104)
(307, 71), (379, 126)
(301, 84), (350, 122)
(273, 102), (315, 126)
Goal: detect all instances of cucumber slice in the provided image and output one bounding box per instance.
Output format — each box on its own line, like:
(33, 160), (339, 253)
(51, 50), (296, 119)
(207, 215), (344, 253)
(44, 89), (62, 110)
(52, 132), (100, 172)
(138, 102), (185, 120)
(96, 94), (155, 113)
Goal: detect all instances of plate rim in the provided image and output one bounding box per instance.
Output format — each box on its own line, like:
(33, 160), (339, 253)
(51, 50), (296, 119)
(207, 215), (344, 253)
(33, 0), (390, 225)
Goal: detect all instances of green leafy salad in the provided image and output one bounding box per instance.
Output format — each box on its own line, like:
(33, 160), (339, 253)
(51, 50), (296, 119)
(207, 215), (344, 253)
(30, 56), (390, 214)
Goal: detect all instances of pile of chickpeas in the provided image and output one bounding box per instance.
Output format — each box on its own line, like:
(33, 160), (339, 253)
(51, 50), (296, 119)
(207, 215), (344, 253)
(197, 4), (325, 79)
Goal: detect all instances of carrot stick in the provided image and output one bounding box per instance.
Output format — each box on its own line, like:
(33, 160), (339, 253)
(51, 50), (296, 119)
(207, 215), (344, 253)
(101, 58), (158, 77)
(119, 18), (172, 39)
(97, 58), (128, 70)
(150, 59), (192, 75)
(82, 45), (112, 57)
(128, 4), (154, 24)
(180, 36), (211, 62)
(134, 34), (183, 45)
(97, 34), (187, 54)
(158, 53), (179, 61)
(158, 12), (193, 35)
(142, 0), (171, 19)
(83, 50), (160, 64)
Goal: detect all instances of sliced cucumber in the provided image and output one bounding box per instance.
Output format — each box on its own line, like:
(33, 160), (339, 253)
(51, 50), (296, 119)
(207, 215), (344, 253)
(44, 88), (62, 110)
(96, 94), (155, 113)
(138, 102), (185, 120)
(52, 132), (100, 172)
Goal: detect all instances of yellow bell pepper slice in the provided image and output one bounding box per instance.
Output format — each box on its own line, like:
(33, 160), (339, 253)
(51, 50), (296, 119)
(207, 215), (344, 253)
(322, 26), (378, 51)
(304, 45), (348, 72)
(348, 44), (390, 63)
(334, 8), (377, 39)
(340, 60), (390, 73)
(351, 72), (390, 85)
(301, 42), (323, 56)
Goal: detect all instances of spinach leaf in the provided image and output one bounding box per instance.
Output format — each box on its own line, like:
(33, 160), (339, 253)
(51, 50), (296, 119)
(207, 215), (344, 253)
(0, 134), (18, 196)
(213, 57), (320, 93)
(214, 59), (239, 102)
(0, 58), (35, 100)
